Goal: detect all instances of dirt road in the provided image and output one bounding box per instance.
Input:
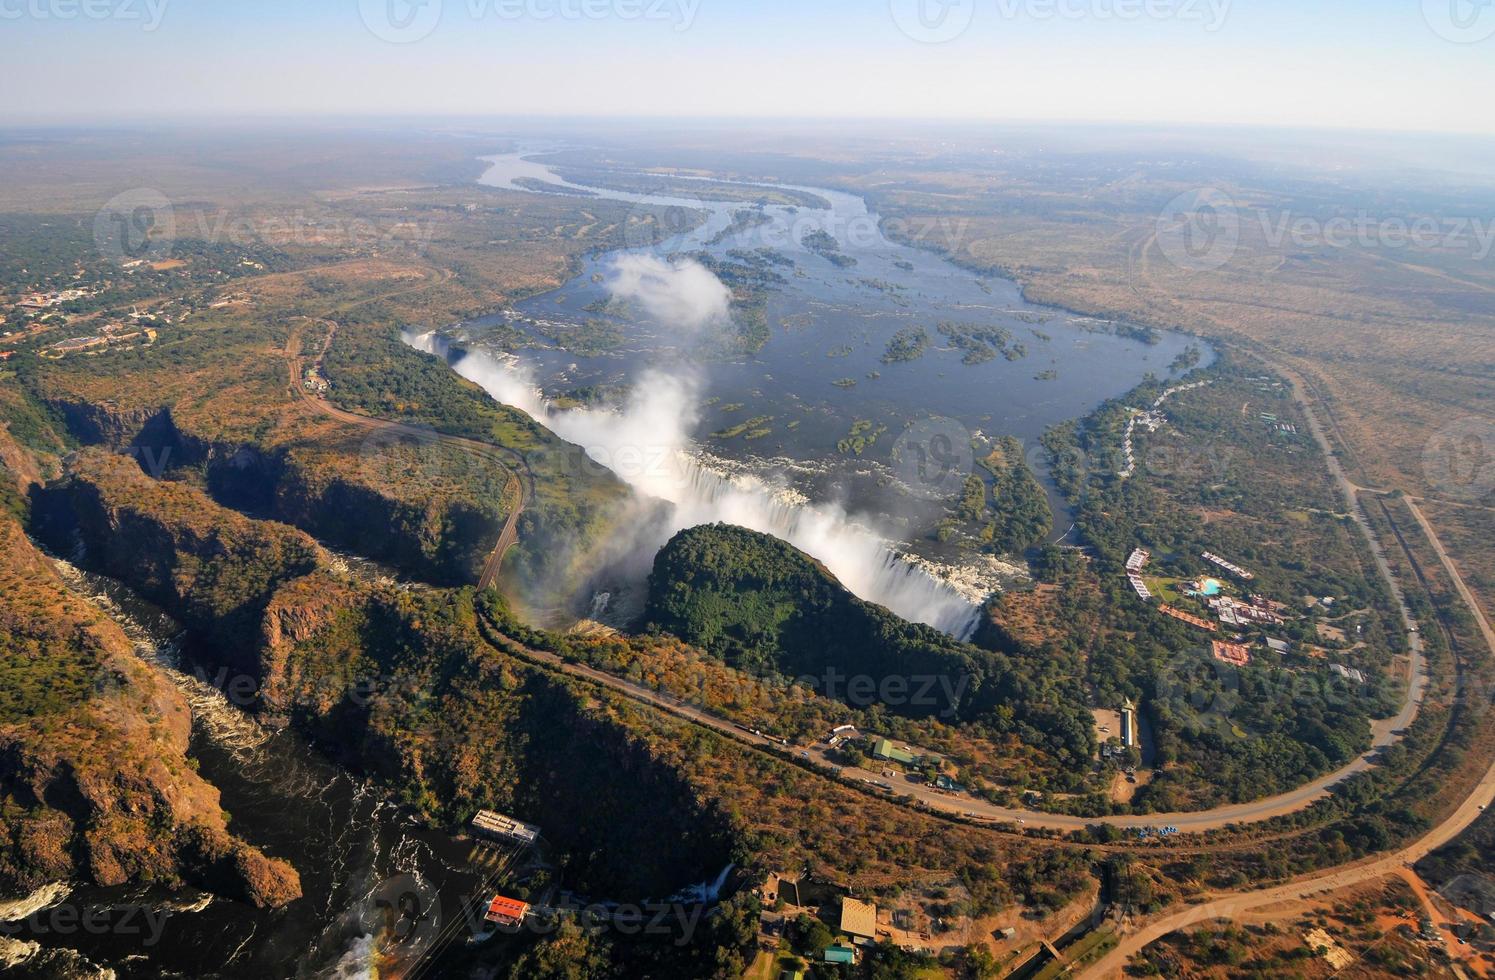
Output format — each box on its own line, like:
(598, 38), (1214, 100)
(286, 321), (532, 585)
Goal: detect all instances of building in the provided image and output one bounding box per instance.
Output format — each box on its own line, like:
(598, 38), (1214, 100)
(1329, 664), (1366, 684)
(823, 945), (857, 965)
(839, 897), (878, 943)
(1126, 548), (1150, 571)
(1263, 637), (1290, 655)
(484, 895), (529, 926)
(1211, 595), (1285, 627)
(1128, 574), (1153, 601)
(1120, 701), (1137, 749)
(1212, 640), (1251, 667)
(1202, 551), (1254, 580)
(933, 775), (965, 793)
(1159, 604), (1217, 632)
(471, 810), (541, 846)
(870, 738), (916, 766)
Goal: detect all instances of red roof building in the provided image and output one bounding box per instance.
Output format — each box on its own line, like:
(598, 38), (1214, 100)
(484, 895), (529, 926)
(1212, 640), (1251, 667)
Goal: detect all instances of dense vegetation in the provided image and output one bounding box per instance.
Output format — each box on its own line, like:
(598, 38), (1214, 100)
(0, 503), (301, 908)
(644, 523), (1093, 768)
(881, 326), (929, 363)
(800, 228), (857, 267)
(1018, 355), (1403, 810)
(43, 449), (322, 668)
(973, 435), (1053, 555)
(937, 321), (1026, 365)
(321, 324), (630, 594)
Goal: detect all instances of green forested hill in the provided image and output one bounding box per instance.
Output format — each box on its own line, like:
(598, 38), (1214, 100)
(644, 522), (1092, 764)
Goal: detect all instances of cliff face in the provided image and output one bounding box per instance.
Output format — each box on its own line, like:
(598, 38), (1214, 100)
(0, 516), (300, 908)
(46, 400), (165, 449)
(48, 400), (506, 587)
(645, 524), (1095, 763)
(258, 578), (739, 899)
(271, 447), (501, 586)
(46, 449), (324, 672)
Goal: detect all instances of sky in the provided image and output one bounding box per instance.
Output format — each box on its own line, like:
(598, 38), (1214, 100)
(2, 0), (1493, 134)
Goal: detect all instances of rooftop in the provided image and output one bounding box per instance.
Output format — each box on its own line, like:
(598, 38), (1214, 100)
(840, 897), (877, 939)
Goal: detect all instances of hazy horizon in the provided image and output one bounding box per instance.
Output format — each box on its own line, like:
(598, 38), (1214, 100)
(4, 0), (1494, 135)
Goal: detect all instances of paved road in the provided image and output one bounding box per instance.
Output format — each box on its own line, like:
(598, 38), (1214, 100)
(286, 318), (1456, 845)
(1079, 367), (1495, 978)
(1082, 752), (1495, 978)
(446, 352), (1439, 835)
(1403, 495), (1495, 657)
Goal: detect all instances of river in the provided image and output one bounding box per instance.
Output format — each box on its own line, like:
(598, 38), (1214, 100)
(416, 146), (1212, 636)
(0, 559), (494, 979)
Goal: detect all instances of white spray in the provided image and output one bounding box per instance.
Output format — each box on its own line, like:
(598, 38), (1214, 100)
(405, 332), (982, 639)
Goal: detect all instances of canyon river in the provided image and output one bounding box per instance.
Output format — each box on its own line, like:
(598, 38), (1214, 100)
(1, 559), (494, 979)
(0, 144), (1214, 979)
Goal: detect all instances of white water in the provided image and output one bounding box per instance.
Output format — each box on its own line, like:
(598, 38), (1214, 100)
(49, 559), (272, 758)
(408, 331), (981, 639)
(666, 863), (735, 905)
(0, 882), (70, 923)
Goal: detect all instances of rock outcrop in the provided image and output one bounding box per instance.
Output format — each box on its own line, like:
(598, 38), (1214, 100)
(43, 449), (324, 672)
(0, 516), (301, 908)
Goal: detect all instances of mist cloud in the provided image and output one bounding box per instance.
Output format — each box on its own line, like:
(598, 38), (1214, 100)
(606, 254), (731, 331)
(406, 331), (980, 637)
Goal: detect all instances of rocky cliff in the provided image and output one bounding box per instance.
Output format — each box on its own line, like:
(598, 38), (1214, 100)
(0, 516), (300, 908)
(43, 449), (324, 673)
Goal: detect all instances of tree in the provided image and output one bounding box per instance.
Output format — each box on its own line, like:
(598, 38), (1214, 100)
(508, 919), (616, 979)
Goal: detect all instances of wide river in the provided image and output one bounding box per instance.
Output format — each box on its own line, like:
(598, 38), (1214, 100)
(421, 146), (1213, 635)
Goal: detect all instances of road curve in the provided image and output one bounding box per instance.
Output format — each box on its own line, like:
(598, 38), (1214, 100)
(286, 321), (531, 586)
(1079, 369), (1494, 978)
(286, 320), (1446, 839)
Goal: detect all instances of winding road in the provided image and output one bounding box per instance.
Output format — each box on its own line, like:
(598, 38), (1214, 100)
(285, 320), (532, 587)
(287, 308), (1491, 974)
(1078, 362), (1495, 977)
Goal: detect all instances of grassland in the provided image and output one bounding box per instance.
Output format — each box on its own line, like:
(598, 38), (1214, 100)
(836, 151), (1495, 651)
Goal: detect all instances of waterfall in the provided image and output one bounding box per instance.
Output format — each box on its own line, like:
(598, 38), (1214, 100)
(407, 331), (983, 640)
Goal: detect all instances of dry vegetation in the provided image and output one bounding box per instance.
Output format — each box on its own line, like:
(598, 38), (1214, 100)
(848, 159), (1495, 640)
(1130, 874), (1475, 978)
